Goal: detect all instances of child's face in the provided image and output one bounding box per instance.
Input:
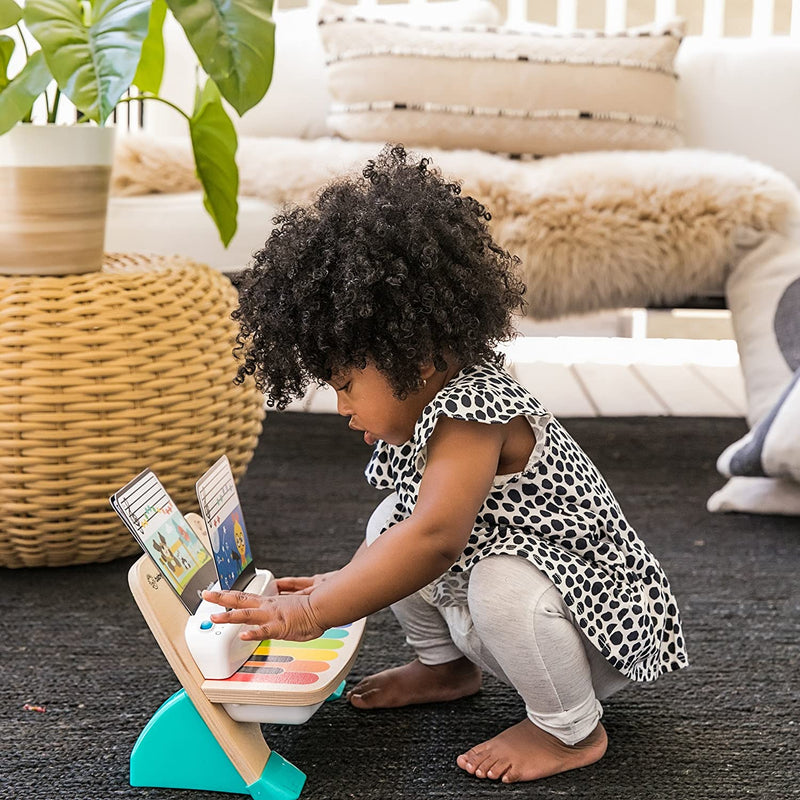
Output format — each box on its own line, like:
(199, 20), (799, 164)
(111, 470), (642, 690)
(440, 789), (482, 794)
(328, 363), (425, 447)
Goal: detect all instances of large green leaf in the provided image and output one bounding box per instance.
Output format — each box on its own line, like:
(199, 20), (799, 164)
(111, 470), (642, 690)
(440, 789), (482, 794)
(0, 35), (14, 89)
(0, 50), (52, 133)
(190, 79), (238, 247)
(24, 0), (150, 124)
(0, 0), (22, 30)
(133, 0), (167, 94)
(167, 0), (274, 116)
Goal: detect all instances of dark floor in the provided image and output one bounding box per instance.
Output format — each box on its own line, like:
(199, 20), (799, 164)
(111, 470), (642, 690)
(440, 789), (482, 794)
(1, 414), (798, 800)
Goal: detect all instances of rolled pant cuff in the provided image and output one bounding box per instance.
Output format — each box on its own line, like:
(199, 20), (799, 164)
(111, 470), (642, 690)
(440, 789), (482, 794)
(526, 694), (603, 746)
(412, 638), (466, 666)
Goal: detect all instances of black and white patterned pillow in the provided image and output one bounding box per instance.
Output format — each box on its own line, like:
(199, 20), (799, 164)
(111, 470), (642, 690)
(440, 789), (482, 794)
(717, 366), (800, 482)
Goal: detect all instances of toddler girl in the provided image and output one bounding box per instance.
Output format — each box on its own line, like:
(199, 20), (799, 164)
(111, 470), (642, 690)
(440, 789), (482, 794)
(203, 145), (688, 784)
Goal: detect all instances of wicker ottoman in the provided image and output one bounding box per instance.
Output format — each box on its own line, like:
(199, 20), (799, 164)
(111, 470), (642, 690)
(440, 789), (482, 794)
(0, 254), (265, 568)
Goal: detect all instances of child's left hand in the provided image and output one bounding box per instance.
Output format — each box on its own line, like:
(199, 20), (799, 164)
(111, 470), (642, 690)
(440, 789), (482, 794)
(201, 589), (325, 642)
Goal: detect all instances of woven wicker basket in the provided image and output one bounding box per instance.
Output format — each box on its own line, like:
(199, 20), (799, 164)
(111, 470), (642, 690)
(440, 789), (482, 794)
(0, 254), (265, 568)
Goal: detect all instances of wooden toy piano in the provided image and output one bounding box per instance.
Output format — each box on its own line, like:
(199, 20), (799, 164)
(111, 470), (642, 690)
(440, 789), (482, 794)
(127, 514), (365, 800)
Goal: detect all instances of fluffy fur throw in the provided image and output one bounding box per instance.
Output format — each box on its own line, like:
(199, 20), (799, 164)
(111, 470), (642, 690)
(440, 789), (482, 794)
(113, 135), (800, 319)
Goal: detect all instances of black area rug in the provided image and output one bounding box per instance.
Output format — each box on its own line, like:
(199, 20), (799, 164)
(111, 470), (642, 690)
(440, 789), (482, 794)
(1, 414), (798, 800)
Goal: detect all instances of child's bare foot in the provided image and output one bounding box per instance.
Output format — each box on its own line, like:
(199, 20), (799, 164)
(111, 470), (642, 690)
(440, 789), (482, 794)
(456, 719), (607, 783)
(347, 657), (481, 709)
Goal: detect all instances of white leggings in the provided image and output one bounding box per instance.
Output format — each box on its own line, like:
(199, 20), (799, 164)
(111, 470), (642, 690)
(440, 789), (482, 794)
(367, 495), (630, 745)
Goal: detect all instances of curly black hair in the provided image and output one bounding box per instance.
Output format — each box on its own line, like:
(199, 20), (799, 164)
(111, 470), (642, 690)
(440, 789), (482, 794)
(232, 144), (526, 409)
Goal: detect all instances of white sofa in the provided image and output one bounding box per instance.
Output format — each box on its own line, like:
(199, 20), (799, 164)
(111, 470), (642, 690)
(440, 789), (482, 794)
(106, 2), (800, 515)
(106, 3), (800, 271)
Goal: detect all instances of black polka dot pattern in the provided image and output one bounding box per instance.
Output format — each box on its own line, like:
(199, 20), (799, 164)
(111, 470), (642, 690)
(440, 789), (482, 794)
(365, 363), (689, 682)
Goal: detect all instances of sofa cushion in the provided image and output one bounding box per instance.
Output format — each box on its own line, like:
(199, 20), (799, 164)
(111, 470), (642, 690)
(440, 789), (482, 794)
(318, 2), (684, 156)
(105, 192), (277, 272)
(675, 36), (800, 187)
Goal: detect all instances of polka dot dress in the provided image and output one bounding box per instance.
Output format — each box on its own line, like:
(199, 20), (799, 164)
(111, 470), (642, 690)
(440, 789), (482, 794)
(365, 362), (689, 682)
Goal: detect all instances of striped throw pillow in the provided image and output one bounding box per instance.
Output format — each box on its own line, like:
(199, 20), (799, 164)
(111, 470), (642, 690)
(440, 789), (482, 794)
(318, 3), (685, 157)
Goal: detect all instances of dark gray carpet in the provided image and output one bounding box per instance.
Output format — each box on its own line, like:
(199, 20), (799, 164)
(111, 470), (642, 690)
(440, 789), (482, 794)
(1, 414), (798, 800)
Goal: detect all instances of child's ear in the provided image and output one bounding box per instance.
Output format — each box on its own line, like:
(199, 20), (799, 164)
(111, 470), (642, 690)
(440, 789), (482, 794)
(419, 362), (437, 382)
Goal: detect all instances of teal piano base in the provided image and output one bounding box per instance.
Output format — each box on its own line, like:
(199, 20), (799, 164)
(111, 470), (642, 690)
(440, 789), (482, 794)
(130, 689), (306, 800)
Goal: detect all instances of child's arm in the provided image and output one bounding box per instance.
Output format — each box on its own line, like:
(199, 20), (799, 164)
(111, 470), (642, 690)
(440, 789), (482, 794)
(204, 416), (504, 641)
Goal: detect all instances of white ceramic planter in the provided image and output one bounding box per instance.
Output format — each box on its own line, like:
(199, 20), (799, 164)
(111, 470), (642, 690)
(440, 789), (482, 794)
(0, 124), (116, 275)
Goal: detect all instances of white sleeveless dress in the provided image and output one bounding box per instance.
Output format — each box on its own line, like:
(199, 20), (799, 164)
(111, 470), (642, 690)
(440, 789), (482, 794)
(365, 362), (689, 682)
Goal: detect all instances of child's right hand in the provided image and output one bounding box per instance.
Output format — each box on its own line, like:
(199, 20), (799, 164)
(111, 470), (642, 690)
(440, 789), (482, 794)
(276, 571), (338, 595)
(203, 589), (325, 642)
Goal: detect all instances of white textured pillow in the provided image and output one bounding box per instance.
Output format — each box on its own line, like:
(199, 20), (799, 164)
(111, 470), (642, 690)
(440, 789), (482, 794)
(344, 0), (500, 25)
(318, 2), (685, 156)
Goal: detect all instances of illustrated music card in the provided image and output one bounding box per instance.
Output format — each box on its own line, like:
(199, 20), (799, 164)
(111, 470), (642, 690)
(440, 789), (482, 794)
(195, 454), (256, 592)
(111, 469), (216, 613)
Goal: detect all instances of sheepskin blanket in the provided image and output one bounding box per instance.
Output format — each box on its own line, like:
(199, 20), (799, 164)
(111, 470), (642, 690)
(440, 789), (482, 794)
(112, 135), (800, 320)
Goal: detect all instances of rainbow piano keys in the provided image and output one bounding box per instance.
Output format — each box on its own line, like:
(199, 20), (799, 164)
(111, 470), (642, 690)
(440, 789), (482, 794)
(227, 628), (353, 686)
(200, 617), (366, 707)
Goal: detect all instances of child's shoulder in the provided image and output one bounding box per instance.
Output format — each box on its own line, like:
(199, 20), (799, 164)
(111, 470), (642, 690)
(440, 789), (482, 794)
(428, 361), (549, 427)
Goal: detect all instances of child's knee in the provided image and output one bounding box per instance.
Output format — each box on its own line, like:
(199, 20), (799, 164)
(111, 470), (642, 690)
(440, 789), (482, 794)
(467, 554), (561, 634)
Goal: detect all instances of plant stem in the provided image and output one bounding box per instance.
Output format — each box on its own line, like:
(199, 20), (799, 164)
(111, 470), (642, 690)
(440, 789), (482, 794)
(14, 23), (29, 59)
(15, 23), (32, 122)
(49, 88), (61, 124)
(116, 94), (191, 123)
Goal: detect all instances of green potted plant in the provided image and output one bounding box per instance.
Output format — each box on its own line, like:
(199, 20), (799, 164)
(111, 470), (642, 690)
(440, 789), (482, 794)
(0, 0), (274, 274)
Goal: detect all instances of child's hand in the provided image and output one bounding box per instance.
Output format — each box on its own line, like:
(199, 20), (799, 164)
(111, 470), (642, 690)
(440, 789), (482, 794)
(202, 589), (325, 642)
(276, 570), (338, 595)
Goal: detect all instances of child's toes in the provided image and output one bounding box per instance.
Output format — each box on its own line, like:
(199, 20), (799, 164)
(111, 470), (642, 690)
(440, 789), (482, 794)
(456, 752), (476, 774)
(347, 687), (378, 708)
(457, 745), (496, 779)
(456, 746), (485, 775)
(346, 676), (375, 697)
(475, 754), (503, 779)
(500, 765), (519, 783)
(486, 757), (512, 781)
